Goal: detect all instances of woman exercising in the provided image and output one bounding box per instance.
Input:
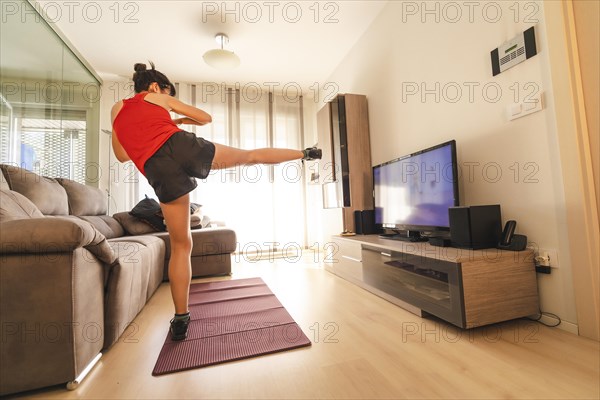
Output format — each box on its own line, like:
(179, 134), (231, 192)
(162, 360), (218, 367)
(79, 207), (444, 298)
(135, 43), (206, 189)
(111, 62), (321, 340)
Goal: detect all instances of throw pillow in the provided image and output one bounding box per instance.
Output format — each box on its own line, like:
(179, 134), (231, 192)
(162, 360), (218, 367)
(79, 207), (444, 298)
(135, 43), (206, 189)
(113, 212), (157, 235)
(114, 198), (206, 235)
(129, 195), (166, 231)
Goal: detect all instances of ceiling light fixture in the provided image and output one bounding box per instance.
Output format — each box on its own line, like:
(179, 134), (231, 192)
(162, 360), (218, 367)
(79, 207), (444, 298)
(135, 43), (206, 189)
(203, 33), (241, 69)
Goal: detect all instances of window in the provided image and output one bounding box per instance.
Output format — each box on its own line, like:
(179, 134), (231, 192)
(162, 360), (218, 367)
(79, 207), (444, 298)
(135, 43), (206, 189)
(0, 0), (100, 184)
(136, 85), (308, 253)
(10, 110), (88, 182)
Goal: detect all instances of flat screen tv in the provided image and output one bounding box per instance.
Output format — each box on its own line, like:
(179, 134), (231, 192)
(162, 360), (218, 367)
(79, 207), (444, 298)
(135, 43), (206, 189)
(373, 140), (459, 241)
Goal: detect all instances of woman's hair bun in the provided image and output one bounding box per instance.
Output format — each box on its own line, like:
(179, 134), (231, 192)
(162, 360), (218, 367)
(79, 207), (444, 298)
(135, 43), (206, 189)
(131, 61), (173, 96)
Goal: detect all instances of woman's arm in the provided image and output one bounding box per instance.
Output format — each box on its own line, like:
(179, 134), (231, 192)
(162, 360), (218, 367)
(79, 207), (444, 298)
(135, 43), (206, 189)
(173, 117), (209, 126)
(144, 93), (212, 125)
(111, 102), (131, 163)
(111, 130), (131, 162)
(166, 97), (212, 125)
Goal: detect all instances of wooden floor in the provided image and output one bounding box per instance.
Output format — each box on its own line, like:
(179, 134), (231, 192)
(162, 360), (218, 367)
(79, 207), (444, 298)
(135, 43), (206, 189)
(13, 255), (600, 399)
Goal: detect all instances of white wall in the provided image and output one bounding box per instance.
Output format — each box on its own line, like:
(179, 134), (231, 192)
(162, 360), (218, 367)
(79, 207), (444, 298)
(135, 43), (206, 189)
(321, 1), (577, 330)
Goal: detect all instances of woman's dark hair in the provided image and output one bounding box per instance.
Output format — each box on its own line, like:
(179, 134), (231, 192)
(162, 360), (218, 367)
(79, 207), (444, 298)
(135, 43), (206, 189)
(132, 62), (176, 96)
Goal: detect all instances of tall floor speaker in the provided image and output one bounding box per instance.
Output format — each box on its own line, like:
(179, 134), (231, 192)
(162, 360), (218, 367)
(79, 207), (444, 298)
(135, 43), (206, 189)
(449, 205), (502, 249)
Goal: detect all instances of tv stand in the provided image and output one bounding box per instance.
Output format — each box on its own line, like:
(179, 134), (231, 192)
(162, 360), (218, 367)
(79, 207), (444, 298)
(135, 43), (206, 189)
(325, 235), (539, 329)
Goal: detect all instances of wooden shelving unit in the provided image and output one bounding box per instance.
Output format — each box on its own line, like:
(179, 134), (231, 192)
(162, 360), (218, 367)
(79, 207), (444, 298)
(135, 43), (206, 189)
(317, 94), (373, 233)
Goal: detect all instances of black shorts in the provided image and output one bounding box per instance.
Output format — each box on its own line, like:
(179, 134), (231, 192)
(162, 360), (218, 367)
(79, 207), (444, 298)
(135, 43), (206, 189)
(144, 131), (216, 203)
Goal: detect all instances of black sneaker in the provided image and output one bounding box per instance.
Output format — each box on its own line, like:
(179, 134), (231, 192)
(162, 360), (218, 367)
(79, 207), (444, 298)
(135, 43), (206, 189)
(302, 147), (322, 161)
(169, 316), (190, 341)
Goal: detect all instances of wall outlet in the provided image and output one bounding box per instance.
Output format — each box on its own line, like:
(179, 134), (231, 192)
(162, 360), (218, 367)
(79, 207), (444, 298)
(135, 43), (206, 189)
(535, 248), (559, 269)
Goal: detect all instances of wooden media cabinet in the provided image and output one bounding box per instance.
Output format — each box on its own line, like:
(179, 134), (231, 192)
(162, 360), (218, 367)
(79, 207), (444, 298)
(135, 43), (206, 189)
(325, 235), (540, 328)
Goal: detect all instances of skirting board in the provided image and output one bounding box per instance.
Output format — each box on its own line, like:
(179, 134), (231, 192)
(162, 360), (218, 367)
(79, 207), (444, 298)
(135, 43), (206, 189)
(538, 315), (578, 335)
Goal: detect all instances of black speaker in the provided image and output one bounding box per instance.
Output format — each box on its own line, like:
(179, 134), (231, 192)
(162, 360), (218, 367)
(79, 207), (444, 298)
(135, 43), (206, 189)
(354, 210), (379, 235)
(449, 205), (502, 249)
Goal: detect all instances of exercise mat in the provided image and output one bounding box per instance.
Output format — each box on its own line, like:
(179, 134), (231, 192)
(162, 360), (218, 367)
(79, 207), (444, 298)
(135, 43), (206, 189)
(152, 277), (311, 375)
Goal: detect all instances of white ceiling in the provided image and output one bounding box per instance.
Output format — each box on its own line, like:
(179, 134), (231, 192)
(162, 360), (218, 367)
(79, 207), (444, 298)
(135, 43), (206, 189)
(36, 0), (388, 90)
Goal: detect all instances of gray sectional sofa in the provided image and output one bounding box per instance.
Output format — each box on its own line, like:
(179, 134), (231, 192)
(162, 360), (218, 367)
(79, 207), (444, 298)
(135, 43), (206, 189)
(0, 164), (237, 395)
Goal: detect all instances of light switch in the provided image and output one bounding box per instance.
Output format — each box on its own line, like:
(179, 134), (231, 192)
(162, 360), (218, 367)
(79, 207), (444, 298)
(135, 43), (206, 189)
(524, 99), (538, 111)
(508, 92), (544, 121)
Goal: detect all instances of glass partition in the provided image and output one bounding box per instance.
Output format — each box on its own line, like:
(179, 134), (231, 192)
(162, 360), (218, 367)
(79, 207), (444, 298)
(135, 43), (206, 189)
(0, 0), (100, 185)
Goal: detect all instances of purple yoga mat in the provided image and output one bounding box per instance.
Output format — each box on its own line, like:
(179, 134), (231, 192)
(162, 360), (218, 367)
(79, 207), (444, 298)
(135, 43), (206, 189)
(152, 277), (311, 375)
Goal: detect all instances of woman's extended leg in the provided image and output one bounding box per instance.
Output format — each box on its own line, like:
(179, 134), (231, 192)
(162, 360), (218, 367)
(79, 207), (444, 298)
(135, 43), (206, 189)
(211, 143), (304, 170)
(159, 193), (192, 339)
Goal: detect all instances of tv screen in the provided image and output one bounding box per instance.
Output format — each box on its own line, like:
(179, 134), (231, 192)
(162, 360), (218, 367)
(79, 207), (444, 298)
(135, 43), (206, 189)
(373, 140), (459, 236)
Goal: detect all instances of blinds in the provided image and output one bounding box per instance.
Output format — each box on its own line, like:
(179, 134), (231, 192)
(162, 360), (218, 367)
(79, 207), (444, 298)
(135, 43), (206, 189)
(3, 106), (88, 183)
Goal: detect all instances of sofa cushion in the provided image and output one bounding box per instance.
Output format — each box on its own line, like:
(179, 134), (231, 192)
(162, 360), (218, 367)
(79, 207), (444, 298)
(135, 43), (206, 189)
(1, 217), (116, 265)
(49, 215), (124, 239)
(151, 227), (237, 259)
(56, 178), (107, 216)
(79, 215), (125, 239)
(0, 169), (9, 191)
(0, 189), (44, 222)
(113, 209), (205, 236)
(104, 235), (165, 348)
(193, 214), (211, 229)
(189, 204), (206, 228)
(0, 164), (68, 215)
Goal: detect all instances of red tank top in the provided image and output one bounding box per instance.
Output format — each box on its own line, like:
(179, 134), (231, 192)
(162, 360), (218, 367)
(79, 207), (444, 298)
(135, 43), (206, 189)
(113, 92), (181, 175)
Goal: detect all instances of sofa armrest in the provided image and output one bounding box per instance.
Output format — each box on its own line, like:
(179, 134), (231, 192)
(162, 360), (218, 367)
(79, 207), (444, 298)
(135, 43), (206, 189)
(0, 217), (116, 264)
